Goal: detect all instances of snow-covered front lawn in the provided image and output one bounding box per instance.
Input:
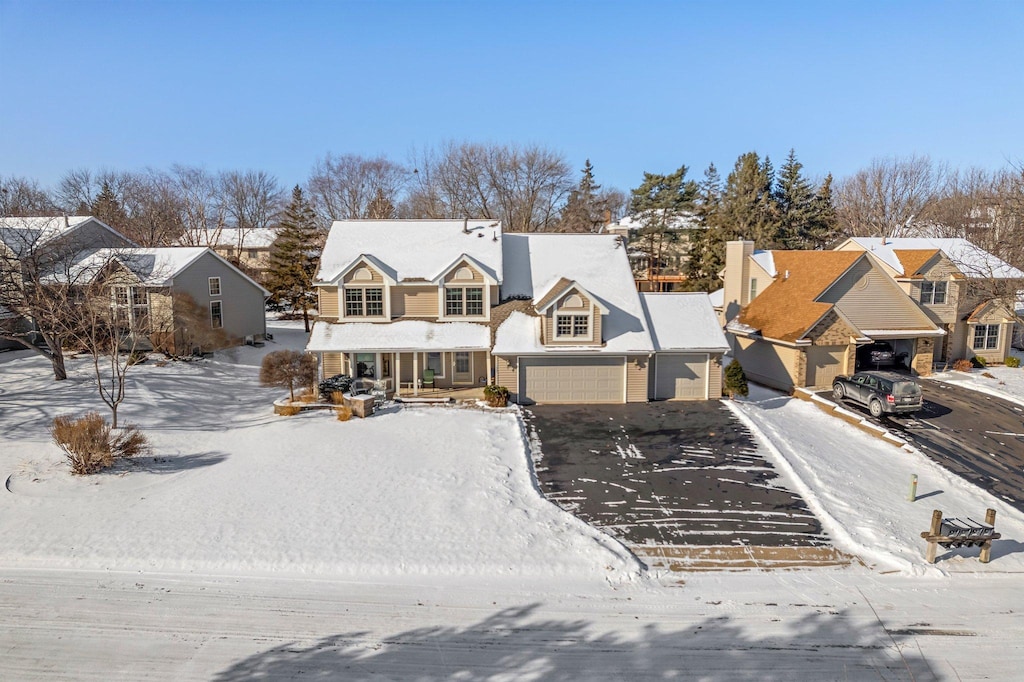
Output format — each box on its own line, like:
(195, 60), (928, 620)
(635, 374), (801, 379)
(929, 349), (1024, 406)
(0, 325), (637, 583)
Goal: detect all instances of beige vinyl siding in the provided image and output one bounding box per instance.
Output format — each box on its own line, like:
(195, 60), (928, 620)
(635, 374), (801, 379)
(626, 355), (649, 403)
(322, 352), (343, 378)
(544, 306), (602, 347)
(319, 287), (339, 318)
(399, 286), (439, 318)
(342, 265), (384, 284)
(969, 321), (1014, 364)
(443, 264), (485, 284)
(821, 259), (931, 331)
(805, 345), (848, 387)
(911, 258), (959, 324)
(708, 354), (723, 398)
(495, 356), (518, 399)
(735, 337), (801, 391)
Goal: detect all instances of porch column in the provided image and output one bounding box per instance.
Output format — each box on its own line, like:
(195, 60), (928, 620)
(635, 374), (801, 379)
(413, 352), (419, 397)
(395, 352), (402, 397)
(486, 351), (492, 386)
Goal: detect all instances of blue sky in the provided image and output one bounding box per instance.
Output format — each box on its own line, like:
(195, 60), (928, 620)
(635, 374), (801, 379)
(1, 0), (1022, 194)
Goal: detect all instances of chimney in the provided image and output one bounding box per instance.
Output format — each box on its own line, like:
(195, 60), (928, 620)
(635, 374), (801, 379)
(722, 240), (755, 324)
(63, 213), (69, 228)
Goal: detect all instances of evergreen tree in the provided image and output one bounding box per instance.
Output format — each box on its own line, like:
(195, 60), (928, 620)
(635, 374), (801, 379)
(90, 181), (129, 230)
(717, 152), (780, 248)
(724, 359), (749, 398)
(774, 149), (817, 249)
(557, 160), (607, 233)
(266, 186), (321, 332)
(807, 173), (840, 249)
(628, 166), (698, 285)
(684, 163), (724, 291)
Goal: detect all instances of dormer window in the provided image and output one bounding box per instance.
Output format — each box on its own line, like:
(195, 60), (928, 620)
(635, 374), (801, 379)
(445, 286), (484, 316)
(920, 281), (947, 305)
(556, 314), (590, 339)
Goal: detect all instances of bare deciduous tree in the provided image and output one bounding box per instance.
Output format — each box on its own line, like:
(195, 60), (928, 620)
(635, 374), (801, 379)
(260, 349), (318, 403)
(0, 175), (58, 216)
(307, 153), (408, 225)
(171, 165), (227, 247)
(835, 154), (948, 238)
(218, 170), (284, 256)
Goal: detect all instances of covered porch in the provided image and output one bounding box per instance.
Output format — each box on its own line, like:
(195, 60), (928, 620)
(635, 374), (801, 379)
(306, 320), (493, 399)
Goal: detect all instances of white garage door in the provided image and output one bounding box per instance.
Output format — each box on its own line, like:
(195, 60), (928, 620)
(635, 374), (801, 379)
(520, 356), (624, 403)
(654, 353), (708, 400)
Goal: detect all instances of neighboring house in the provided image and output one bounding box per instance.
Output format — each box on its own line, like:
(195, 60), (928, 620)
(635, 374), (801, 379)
(718, 240), (944, 390)
(835, 237), (1024, 365)
(60, 247), (270, 354)
(191, 228), (278, 282)
(306, 219), (723, 403)
(603, 212), (701, 290)
(0, 216), (135, 350)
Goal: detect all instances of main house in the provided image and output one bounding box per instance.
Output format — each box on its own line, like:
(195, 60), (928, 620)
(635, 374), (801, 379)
(718, 240), (944, 390)
(834, 237), (1024, 365)
(306, 220), (728, 403)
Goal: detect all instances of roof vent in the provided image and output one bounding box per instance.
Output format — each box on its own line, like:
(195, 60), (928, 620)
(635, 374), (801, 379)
(784, 270), (790, 280)
(492, 230), (498, 242)
(477, 232), (483, 238)
(463, 218), (470, 234)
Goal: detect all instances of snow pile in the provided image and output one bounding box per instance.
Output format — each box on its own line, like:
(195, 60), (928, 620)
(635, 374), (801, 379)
(730, 386), (1024, 575)
(929, 355), (1024, 407)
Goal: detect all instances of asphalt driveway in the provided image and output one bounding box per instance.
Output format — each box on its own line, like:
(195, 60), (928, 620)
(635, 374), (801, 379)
(524, 402), (828, 548)
(827, 380), (1024, 512)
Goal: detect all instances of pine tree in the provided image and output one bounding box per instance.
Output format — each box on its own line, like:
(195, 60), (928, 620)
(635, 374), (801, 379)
(807, 173), (839, 249)
(724, 359), (749, 399)
(774, 149), (817, 249)
(266, 186), (321, 332)
(90, 181), (129, 230)
(684, 163), (724, 291)
(557, 160), (606, 233)
(628, 166), (698, 285)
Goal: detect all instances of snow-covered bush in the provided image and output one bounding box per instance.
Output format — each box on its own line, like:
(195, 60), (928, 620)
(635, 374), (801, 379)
(483, 385), (510, 407)
(51, 412), (150, 475)
(319, 374), (353, 402)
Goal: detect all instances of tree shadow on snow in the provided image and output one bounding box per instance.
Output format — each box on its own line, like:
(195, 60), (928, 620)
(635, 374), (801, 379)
(128, 451), (229, 474)
(212, 602), (937, 682)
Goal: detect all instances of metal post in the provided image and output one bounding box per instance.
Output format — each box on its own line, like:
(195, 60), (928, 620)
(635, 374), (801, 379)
(907, 474), (918, 502)
(980, 508), (996, 564)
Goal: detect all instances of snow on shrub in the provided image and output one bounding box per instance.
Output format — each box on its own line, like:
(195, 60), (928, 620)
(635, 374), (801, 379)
(319, 374), (353, 402)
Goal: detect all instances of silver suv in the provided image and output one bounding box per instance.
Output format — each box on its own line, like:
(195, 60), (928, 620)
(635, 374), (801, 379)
(832, 371), (923, 417)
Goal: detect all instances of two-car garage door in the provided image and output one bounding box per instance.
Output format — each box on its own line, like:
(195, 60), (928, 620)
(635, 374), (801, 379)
(520, 356), (624, 403)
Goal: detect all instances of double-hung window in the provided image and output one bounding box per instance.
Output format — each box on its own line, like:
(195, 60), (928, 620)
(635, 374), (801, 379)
(445, 286), (484, 316)
(345, 287), (384, 317)
(211, 301), (223, 329)
(209, 277), (221, 297)
(113, 286), (129, 306)
(972, 324), (1000, 350)
(555, 314), (590, 339)
(920, 281), (947, 305)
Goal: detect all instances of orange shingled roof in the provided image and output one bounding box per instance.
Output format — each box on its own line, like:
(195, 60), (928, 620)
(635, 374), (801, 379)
(893, 249), (940, 277)
(738, 251), (863, 343)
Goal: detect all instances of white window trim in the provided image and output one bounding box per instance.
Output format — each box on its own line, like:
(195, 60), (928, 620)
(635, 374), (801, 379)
(920, 280), (947, 305)
(210, 300), (224, 329)
(209, 276), (221, 297)
(342, 285), (389, 319)
(972, 323), (1000, 351)
(439, 284), (489, 320)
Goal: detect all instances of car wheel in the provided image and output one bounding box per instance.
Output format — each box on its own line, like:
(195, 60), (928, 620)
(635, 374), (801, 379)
(833, 384), (845, 401)
(869, 400), (883, 418)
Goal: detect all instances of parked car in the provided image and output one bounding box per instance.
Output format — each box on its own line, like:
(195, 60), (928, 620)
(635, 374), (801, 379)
(832, 371), (923, 417)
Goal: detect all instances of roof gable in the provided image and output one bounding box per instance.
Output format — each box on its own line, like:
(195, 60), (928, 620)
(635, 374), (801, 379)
(892, 249), (941, 277)
(431, 253), (499, 285)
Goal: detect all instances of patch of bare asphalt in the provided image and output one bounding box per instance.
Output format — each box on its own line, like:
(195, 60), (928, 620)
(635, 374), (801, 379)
(524, 402), (843, 569)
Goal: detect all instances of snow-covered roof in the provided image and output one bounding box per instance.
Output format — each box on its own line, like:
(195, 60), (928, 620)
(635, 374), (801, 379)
(316, 220), (503, 284)
(708, 288), (724, 308)
(608, 211), (700, 231)
(844, 237), (1024, 279)
(492, 312), (544, 354)
(640, 293), (729, 352)
(500, 234), (655, 354)
(751, 250), (775, 277)
(306, 320), (490, 352)
(206, 228), (278, 249)
(0, 216), (128, 251)
(52, 247), (270, 295)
